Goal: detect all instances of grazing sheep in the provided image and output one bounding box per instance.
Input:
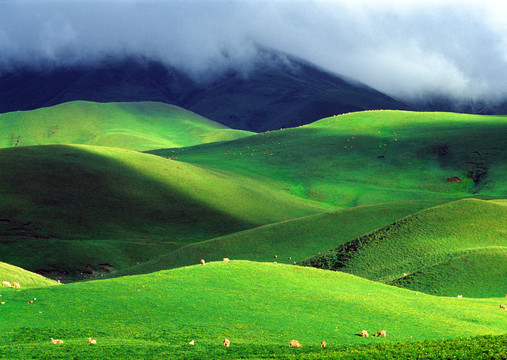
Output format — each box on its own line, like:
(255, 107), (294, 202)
(50, 338), (64, 344)
(2, 281), (11, 287)
(200, 259), (205, 266)
(500, 304), (506, 310)
(289, 340), (302, 347)
(188, 340), (195, 345)
(457, 295), (463, 298)
(223, 258), (230, 262)
(374, 330), (387, 338)
(12, 282), (20, 289)
(403, 273), (408, 277)
(223, 338), (230, 347)
(88, 337), (97, 344)
(0, 301), (5, 305)
(361, 330), (369, 337)
(320, 340), (327, 347)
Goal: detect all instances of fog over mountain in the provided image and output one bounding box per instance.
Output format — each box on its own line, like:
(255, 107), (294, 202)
(1, 0), (507, 104)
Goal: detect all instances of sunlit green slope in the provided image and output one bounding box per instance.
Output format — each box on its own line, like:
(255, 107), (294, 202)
(0, 262), (59, 289)
(150, 111), (507, 207)
(0, 144), (329, 274)
(300, 199), (507, 297)
(0, 262), (505, 359)
(115, 199), (455, 277)
(0, 101), (253, 151)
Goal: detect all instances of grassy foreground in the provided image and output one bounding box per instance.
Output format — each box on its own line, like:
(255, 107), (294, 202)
(0, 101), (253, 151)
(0, 261), (505, 359)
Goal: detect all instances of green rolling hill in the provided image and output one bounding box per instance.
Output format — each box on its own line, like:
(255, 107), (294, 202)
(0, 101), (253, 151)
(0, 262), (59, 289)
(0, 261), (505, 359)
(114, 199), (456, 277)
(299, 198), (507, 297)
(0, 144), (329, 275)
(150, 111), (507, 207)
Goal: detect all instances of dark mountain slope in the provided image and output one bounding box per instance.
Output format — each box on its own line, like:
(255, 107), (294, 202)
(0, 53), (413, 131)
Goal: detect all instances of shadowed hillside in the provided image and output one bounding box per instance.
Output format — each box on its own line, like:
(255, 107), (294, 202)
(0, 144), (329, 275)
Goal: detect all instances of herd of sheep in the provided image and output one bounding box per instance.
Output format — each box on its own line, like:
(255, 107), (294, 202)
(2, 262), (507, 349)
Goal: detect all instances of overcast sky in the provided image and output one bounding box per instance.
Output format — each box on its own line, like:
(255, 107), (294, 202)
(1, 0), (507, 101)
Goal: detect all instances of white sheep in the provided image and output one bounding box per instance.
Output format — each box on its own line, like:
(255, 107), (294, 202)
(200, 259), (206, 266)
(12, 282), (20, 289)
(50, 338), (64, 344)
(2, 281), (11, 287)
(289, 340), (302, 347)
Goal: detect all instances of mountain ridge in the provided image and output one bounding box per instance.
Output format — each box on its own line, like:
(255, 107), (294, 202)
(0, 52), (413, 131)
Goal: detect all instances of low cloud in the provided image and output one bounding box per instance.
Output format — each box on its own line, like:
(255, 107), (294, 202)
(1, 0), (506, 101)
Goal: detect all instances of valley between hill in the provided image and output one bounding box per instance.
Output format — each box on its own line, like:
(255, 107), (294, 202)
(0, 103), (505, 359)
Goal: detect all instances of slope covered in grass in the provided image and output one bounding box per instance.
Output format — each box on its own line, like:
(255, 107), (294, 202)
(115, 199), (455, 276)
(0, 101), (253, 151)
(300, 199), (507, 297)
(150, 111), (507, 207)
(0, 145), (329, 274)
(0, 262), (59, 289)
(0, 262), (505, 359)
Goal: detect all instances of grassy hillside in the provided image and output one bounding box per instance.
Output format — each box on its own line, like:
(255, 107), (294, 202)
(0, 262), (505, 359)
(0, 101), (253, 151)
(114, 199), (455, 276)
(299, 199), (507, 297)
(0, 144), (329, 275)
(0, 262), (59, 289)
(150, 111), (507, 207)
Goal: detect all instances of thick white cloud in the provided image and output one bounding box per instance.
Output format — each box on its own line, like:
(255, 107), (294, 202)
(1, 0), (506, 100)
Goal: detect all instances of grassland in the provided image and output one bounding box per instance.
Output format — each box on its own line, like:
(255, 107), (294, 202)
(114, 198), (456, 276)
(0, 144), (329, 275)
(0, 108), (506, 358)
(0, 262), (506, 359)
(0, 262), (59, 289)
(0, 101), (253, 151)
(150, 111), (507, 207)
(299, 198), (507, 297)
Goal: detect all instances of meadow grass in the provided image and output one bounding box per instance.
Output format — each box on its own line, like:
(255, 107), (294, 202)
(114, 198), (456, 276)
(0, 261), (505, 359)
(150, 110), (507, 207)
(0, 101), (254, 151)
(300, 198), (507, 297)
(0, 262), (59, 288)
(0, 144), (329, 275)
